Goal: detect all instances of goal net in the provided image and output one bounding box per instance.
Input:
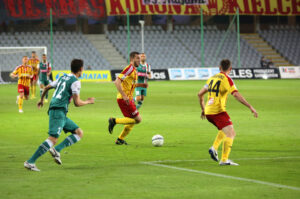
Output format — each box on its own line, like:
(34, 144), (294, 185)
(0, 46), (47, 83)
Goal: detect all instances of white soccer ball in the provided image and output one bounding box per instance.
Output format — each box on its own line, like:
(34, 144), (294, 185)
(152, 135), (164, 147)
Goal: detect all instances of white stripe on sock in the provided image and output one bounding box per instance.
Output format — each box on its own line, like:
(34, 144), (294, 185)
(45, 139), (54, 148)
(74, 134), (81, 142)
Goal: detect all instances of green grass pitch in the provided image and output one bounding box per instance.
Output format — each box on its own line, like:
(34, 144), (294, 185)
(0, 80), (300, 199)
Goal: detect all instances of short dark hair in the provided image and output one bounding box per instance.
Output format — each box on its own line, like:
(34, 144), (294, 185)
(71, 59), (83, 73)
(32, 51), (36, 54)
(130, 51), (139, 60)
(42, 54), (46, 56)
(220, 59), (231, 71)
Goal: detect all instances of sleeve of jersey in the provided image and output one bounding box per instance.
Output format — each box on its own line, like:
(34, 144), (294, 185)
(50, 79), (59, 88)
(203, 79), (210, 90)
(71, 81), (81, 95)
(227, 77), (238, 94)
(12, 66), (19, 75)
(118, 66), (133, 81)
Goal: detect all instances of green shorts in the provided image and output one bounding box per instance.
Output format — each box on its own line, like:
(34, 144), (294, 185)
(48, 109), (79, 138)
(39, 79), (49, 86)
(135, 87), (147, 96)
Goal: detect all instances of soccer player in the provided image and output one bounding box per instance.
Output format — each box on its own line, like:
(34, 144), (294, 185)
(24, 59), (95, 171)
(28, 51), (40, 99)
(108, 52), (142, 145)
(135, 53), (151, 109)
(38, 54), (51, 103)
(10, 56), (33, 113)
(198, 59), (258, 166)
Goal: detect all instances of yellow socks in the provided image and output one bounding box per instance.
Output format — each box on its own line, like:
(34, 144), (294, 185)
(118, 124), (134, 140)
(213, 130), (226, 150)
(18, 96), (23, 110)
(31, 85), (36, 98)
(221, 137), (234, 162)
(116, 117), (136, 124)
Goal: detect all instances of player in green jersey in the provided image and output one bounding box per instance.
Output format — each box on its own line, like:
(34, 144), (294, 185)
(135, 53), (151, 109)
(38, 54), (51, 103)
(24, 59), (95, 171)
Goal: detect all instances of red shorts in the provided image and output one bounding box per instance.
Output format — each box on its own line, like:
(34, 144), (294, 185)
(18, 84), (30, 96)
(206, 112), (233, 130)
(117, 99), (139, 118)
(31, 74), (38, 82)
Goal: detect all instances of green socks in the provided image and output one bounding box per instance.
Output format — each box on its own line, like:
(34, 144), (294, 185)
(136, 101), (143, 109)
(55, 134), (81, 152)
(27, 139), (53, 164)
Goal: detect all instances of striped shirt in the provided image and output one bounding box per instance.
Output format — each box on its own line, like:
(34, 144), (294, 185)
(117, 64), (137, 100)
(12, 65), (33, 87)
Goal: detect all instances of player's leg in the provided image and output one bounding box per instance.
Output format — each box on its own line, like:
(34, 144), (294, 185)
(220, 125), (238, 166)
(44, 80), (49, 102)
(40, 81), (44, 98)
(208, 130), (226, 162)
(136, 88), (144, 109)
(108, 99), (140, 133)
(54, 118), (81, 154)
(17, 85), (25, 113)
(115, 114), (141, 145)
(24, 109), (65, 171)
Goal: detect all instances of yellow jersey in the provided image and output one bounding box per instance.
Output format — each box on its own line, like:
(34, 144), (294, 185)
(117, 64), (137, 100)
(28, 58), (39, 75)
(12, 65), (33, 87)
(204, 72), (238, 115)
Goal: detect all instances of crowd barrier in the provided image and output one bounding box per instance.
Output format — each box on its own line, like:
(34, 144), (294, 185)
(1, 67), (299, 84)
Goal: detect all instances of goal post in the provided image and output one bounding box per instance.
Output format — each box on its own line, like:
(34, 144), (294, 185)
(0, 46), (47, 83)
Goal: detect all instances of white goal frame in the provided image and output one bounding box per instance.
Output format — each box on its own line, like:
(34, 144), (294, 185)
(0, 46), (47, 84)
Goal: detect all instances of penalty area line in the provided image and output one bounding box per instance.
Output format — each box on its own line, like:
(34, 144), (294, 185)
(141, 161), (300, 192)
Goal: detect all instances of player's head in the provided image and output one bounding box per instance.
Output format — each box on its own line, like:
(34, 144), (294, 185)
(219, 59), (232, 73)
(71, 59), (84, 77)
(130, 51), (140, 67)
(42, 54), (47, 62)
(31, 51), (36, 58)
(140, 53), (146, 62)
(22, 56), (28, 65)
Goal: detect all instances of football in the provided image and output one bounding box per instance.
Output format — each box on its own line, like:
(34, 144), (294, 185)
(152, 135), (164, 147)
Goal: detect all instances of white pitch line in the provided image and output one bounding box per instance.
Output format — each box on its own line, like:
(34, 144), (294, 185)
(141, 161), (300, 191)
(148, 156), (300, 163)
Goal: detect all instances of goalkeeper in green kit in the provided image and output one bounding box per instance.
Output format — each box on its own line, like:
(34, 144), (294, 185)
(135, 53), (151, 109)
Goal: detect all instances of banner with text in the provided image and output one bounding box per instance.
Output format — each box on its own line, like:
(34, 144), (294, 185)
(168, 68), (219, 80)
(105, 0), (300, 16)
(279, 66), (300, 79)
(53, 70), (111, 82)
(1, 0), (106, 19)
(111, 69), (169, 81)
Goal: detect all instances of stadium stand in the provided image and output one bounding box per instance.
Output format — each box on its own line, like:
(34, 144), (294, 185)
(0, 31), (110, 71)
(106, 25), (263, 68)
(258, 25), (300, 66)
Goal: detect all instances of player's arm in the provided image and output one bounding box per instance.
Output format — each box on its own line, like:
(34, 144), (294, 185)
(10, 67), (19, 79)
(147, 64), (152, 79)
(115, 78), (129, 104)
(73, 94), (94, 107)
(232, 92), (258, 118)
(47, 63), (52, 76)
(37, 84), (54, 108)
(72, 81), (94, 107)
(198, 86), (208, 120)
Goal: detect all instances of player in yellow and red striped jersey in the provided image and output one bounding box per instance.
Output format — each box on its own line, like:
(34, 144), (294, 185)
(28, 51), (40, 99)
(10, 56), (33, 113)
(198, 59), (258, 166)
(108, 52), (142, 145)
